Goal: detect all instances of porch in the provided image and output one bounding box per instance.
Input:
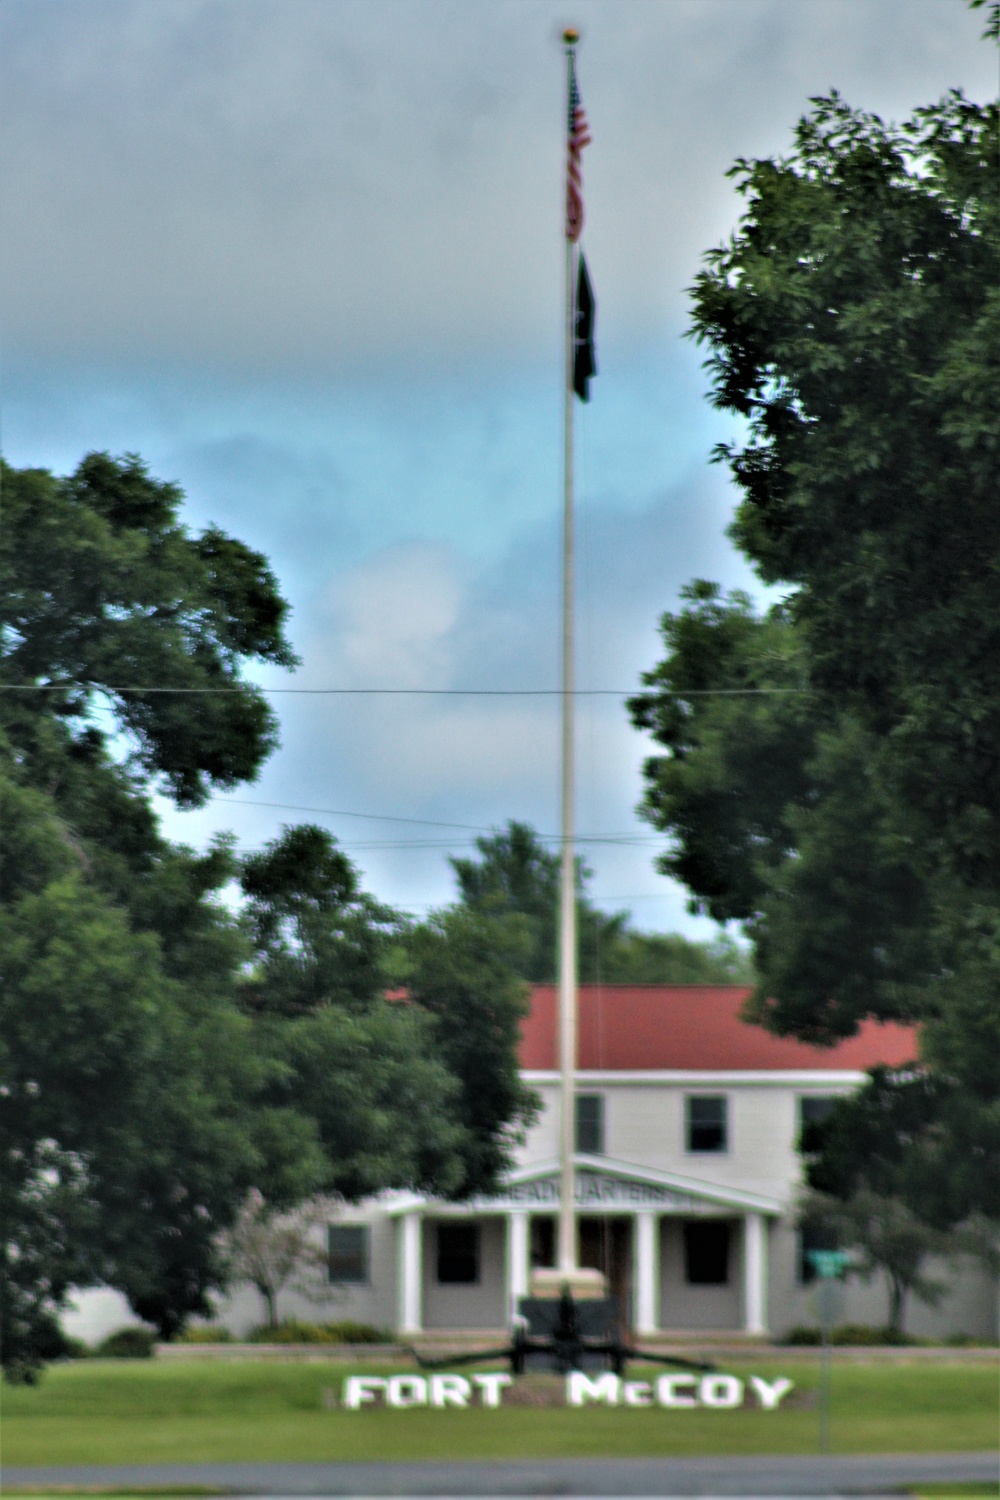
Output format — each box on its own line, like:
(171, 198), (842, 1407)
(389, 1156), (782, 1338)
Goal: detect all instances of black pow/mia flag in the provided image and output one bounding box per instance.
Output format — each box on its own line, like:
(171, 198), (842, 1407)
(573, 252), (597, 403)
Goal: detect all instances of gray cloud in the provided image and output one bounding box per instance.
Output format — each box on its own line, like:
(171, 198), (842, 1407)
(2, 0), (992, 373)
(6, 0), (991, 936)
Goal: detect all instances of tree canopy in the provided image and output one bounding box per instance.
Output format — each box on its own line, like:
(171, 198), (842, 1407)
(630, 85), (1000, 1233)
(451, 820), (752, 985)
(1, 453), (297, 807)
(0, 454), (535, 1378)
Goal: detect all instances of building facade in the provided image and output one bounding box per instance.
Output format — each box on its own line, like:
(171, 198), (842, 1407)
(66, 985), (998, 1344)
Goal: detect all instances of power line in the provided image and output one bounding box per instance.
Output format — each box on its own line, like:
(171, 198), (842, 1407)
(211, 799), (659, 849)
(215, 797), (490, 834)
(0, 682), (807, 698)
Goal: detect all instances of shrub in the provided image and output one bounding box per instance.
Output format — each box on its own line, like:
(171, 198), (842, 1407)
(177, 1325), (234, 1343)
(60, 1335), (92, 1359)
(96, 1326), (156, 1359)
(832, 1323), (919, 1346)
(320, 1320), (392, 1344)
(782, 1326), (821, 1344)
(247, 1319), (390, 1345)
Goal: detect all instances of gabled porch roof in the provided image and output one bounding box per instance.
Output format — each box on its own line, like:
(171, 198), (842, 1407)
(385, 1153), (783, 1218)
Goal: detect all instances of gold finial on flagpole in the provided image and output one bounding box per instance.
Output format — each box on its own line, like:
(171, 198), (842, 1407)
(563, 27), (579, 45)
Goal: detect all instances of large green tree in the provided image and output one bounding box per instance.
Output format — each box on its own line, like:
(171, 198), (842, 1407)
(451, 820), (752, 984)
(1, 452), (305, 1375)
(1, 452), (296, 806)
(237, 824), (535, 1203)
(630, 82), (1000, 1233)
(0, 454), (535, 1376)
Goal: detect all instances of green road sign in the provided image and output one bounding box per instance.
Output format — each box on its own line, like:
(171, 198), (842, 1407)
(807, 1249), (852, 1278)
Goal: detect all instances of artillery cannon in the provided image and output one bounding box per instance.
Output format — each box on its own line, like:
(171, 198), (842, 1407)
(409, 1284), (715, 1377)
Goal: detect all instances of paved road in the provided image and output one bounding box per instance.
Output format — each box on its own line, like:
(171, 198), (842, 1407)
(3, 1451), (998, 1495)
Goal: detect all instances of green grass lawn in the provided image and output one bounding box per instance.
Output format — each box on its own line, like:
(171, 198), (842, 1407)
(3, 1357), (997, 1467)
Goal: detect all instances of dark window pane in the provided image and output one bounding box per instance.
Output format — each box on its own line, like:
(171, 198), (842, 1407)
(530, 1215), (555, 1269)
(437, 1222), (480, 1284)
(799, 1221), (839, 1284)
(798, 1095), (838, 1152)
(683, 1221), (730, 1284)
(800, 1096), (838, 1127)
(687, 1095), (727, 1152)
(328, 1225), (368, 1283)
(576, 1094), (604, 1155)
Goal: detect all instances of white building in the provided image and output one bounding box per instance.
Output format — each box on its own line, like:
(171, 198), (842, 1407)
(67, 984), (998, 1344)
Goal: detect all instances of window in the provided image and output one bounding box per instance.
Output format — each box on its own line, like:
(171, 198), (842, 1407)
(798, 1095), (838, 1151)
(799, 1221), (839, 1285)
(530, 1216), (555, 1269)
(575, 1093), (604, 1154)
(436, 1222), (480, 1284)
(328, 1224), (368, 1283)
(686, 1095), (727, 1153)
(683, 1221), (730, 1284)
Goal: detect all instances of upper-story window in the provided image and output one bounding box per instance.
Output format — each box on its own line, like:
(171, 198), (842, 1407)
(686, 1095), (728, 1153)
(575, 1093), (605, 1154)
(798, 1095), (838, 1150)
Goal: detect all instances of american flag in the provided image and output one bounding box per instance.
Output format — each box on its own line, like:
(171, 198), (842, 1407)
(565, 53), (591, 242)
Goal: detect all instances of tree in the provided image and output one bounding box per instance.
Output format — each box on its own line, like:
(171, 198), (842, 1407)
(0, 452), (297, 807)
(801, 1190), (947, 1338)
(406, 906), (539, 1199)
(1, 451), (308, 1363)
(0, 768), (267, 1372)
(220, 1190), (334, 1328)
(679, 90), (998, 896)
(798, 1076), (952, 1335)
(596, 929), (753, 985)
(630, 82), (1000, 1229)
(451, 820), (753, 984)
(237, 825), (505, 1203)
(969, 0), (999, 43)
(240, 822), (399, 1018)
(450, 821), (617, 983)
(0, 454), (539, 1375)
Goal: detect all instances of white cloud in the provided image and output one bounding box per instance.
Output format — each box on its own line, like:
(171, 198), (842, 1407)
(326, 541), (464, 690)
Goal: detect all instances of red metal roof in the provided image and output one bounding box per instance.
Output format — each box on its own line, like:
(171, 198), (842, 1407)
(520, 984), (918, 1072)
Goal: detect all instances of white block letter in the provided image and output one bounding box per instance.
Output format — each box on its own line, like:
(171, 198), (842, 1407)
(431, 1374), (472, 1408)
(386, 1375), (428, 1408)
(567, 1372), (622, 1407)
(343, 1376), (385, 1410)
(624, 1380), (653, 1407)
(473, 1373), (513, 1408)
(656, 1374), (697, 1408)
(699, 1375), (743, 1409)
(750, 1375), (794, 1410)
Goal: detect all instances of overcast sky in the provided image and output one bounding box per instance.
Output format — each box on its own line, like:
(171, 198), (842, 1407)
(2, 0), (995, 936)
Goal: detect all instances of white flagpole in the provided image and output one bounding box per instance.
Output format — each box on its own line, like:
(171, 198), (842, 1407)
(557, 28), (579, 1278)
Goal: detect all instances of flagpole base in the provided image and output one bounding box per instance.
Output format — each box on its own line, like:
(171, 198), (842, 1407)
(531, 1266), (607, 1300)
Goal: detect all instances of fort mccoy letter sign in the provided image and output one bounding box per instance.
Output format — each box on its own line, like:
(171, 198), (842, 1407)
(341, 1371), (794, 1410)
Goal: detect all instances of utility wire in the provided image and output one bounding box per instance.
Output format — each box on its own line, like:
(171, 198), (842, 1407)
(215, 797), (490, 834)
(0, 682), (806, 697)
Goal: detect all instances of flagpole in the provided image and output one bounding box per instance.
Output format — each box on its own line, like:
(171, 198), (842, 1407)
(557, 27), (580, 1278)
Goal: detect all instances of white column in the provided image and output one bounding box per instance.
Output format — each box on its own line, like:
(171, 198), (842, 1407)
(743, 1211), (768, 1336)
(506, 1211), (530, 1320)
(634, 1211), (659, 1336)
(398, 1211), (423, 1336)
